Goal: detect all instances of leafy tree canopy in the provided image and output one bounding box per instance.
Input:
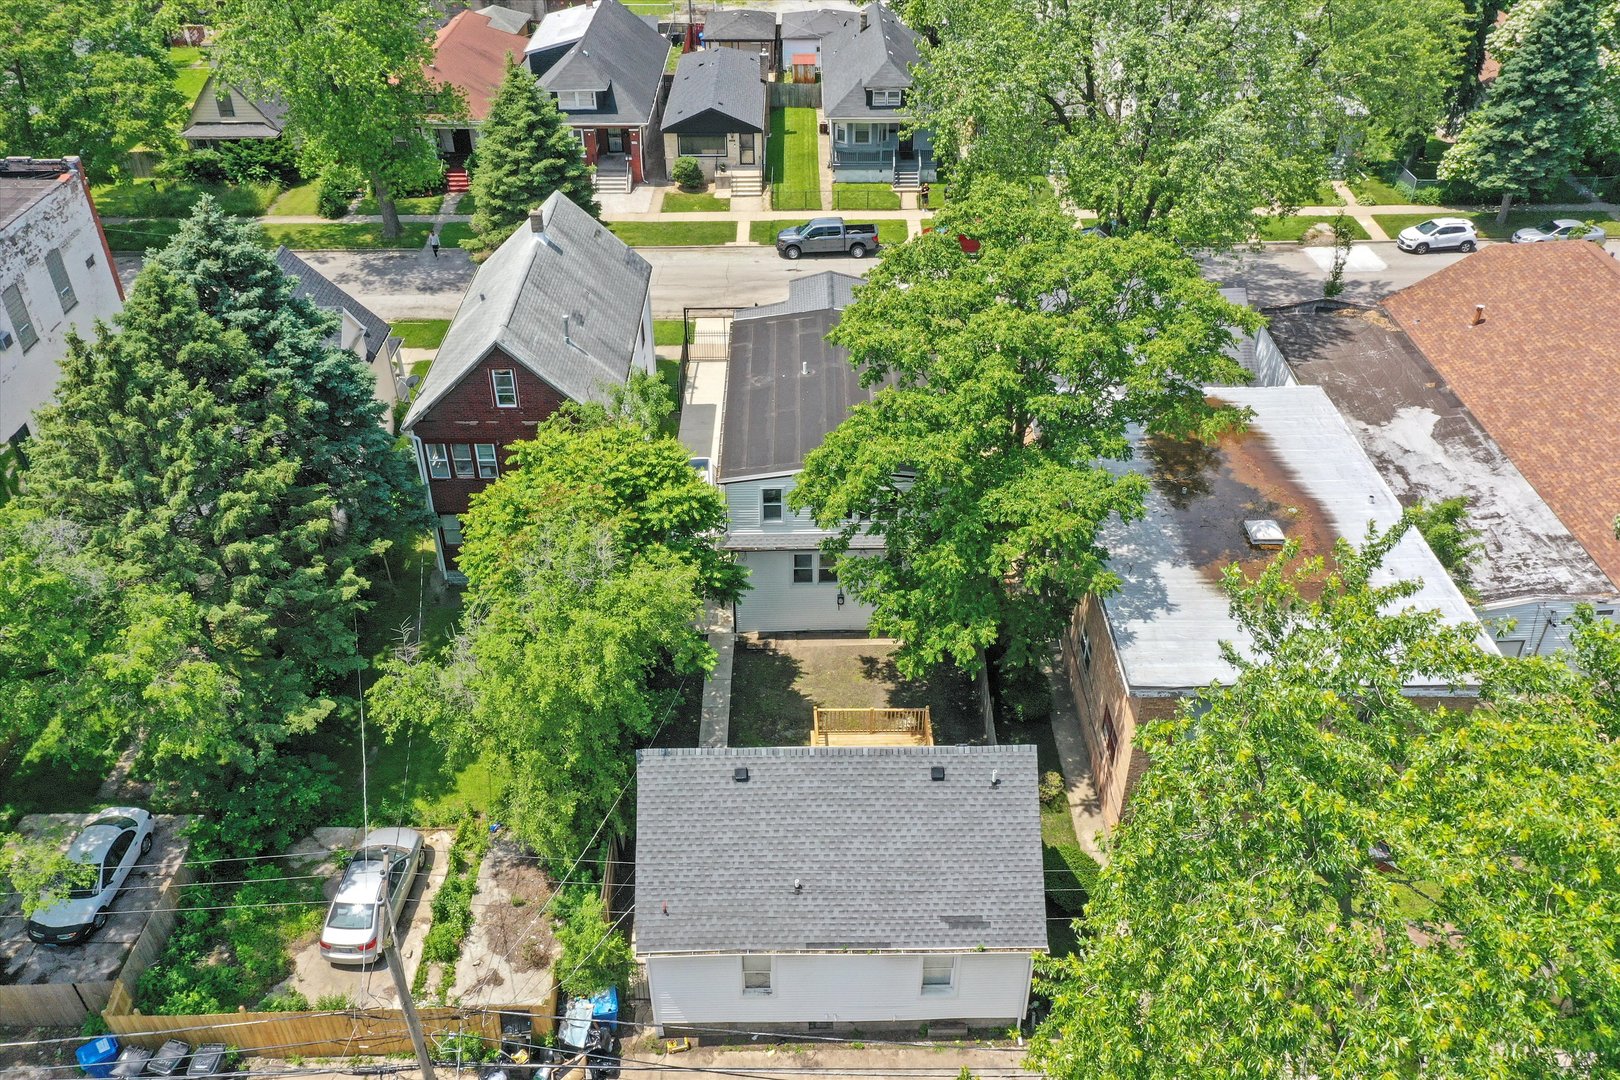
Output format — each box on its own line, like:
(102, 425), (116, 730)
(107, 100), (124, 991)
(1029, 522), (1620, 1078)
(0, 835), (99, 918)
(903, 0), (1467, 247)
(0, 0), (185, 178)
(789, 184), (1255, 676)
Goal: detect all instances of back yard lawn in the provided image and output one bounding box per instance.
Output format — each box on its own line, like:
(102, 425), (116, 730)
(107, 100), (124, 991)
(1372, 211), (1618, 240)
(392, 318), (452, 349)
(608, 221), (735, 246)
(170, 47), (209, 107)
(769, 107), (822, 211)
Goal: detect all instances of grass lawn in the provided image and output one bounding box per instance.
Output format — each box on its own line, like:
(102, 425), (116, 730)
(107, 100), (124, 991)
(1373, 210), (1618, 240)
(438, 221), (475, 248)
(653, 318), (691, 347)
(833, 182), (900, 211)
(656, 356), (683, 436)
(266, 180), (322, 216)
(607, 220), (735, 246)
(171, 51), (210, 107)
(262, 221), (431, 249)
(393, 319), (453, 349)
(747, 218), (905, 248)
(453, 191), (476, 215)
(661, 190), (730, 213)
(665, 43), (681, 74)
(1346, 172), (1416, 206)
(874, 220), (908, 247)
(93, 178), (281, 218)
(357, 193), (446, 216)
(624, 0), (675, 12)
(1256, 214), (1372, 242)
(922, 184), (947, 210)
(168, 45), (204, 66)
(103, 219), (193, 252)
(769, 106), (822, 211)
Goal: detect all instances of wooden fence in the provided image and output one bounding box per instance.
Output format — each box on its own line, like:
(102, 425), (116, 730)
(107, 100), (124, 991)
(812, 707), (932, 746)
(769, 82), (822, 109)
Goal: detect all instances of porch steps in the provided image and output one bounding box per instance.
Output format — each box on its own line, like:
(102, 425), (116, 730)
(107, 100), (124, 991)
(593, 166), (632, 195)
(892, 161), (921, 193)
(730, 170), (764, 197)
(446, 168), (471, 193)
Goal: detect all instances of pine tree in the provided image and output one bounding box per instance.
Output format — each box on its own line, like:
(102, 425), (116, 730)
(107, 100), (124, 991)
(1441, 0), (1603, 220)
(465, 58), (600, 256)
(151, 198), (428, 546)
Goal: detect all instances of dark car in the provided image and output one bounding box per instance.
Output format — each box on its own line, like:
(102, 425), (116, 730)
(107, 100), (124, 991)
(775, 217), (880, 259)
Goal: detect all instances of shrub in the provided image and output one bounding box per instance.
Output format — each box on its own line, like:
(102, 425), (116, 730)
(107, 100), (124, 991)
(1038, 770), (1067, 809)
(1043, 843), (1099, 917)
(995, 661), (1051, 725)
(260, 990), (311, 1012)
(412, 810), (491, 993)
(671, 156), (705, 191)
(553, 887), (634, 998)
(318, 166), (363, 219)
(314, 993), (354, 1010)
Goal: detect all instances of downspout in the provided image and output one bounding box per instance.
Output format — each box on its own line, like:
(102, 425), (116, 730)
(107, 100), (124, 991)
(408, 433), (446, 576)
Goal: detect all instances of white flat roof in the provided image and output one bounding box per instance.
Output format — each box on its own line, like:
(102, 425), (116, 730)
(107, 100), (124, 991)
(1101, 384), (1489, 692)
(527, 0), (600, 53)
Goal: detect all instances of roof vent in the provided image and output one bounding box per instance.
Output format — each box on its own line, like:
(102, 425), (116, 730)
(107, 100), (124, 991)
(991, 769), (1001, 788)
(1243, 519), (1286, 549)
(733, 766), (750, 782)
(929, 766), (945, 781)
(792, 878), (803, 894)
(1472, 303), (1485, 326)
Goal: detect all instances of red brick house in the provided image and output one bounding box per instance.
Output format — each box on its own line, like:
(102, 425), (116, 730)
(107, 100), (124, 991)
(401, 191), (654, 580)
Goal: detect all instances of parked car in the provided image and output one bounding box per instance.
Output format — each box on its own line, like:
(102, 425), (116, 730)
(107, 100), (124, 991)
(25, 808), (154, 945)
(775, 217), (880, 259)
(1395, 217), (1479, 254)
(319, 827), (424, 964)
(1510, 218), (1608, 244)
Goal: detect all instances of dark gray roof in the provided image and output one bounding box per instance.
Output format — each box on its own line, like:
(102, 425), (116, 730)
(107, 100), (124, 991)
(821, 3), (919, 120)
(402, 192), (651, 429)
(634, 745), (1047, 955)
(718, 273), (879, 480)
(179, 122), (283, 140)
(703, 8), (776, 41)
(663, 49), (766, 133)
(538, 0), (671, 127)
(475, 4), (531, 33)
(780, 7), (858, 40)
(274, 247), (395, 364)
(0, 160), (73, 231)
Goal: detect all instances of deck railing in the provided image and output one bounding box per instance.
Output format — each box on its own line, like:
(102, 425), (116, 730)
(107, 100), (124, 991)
(812, 706), (933, 745)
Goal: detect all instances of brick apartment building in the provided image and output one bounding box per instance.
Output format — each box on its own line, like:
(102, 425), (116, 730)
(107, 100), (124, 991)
(400, 191), (654, 580)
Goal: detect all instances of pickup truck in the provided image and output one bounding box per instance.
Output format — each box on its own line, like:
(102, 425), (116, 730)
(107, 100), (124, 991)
(775, 217), (880, 260)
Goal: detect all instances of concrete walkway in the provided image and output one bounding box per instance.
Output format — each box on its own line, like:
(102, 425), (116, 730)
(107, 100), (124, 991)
(1043, 644), (1107, 865)
(698, 603), (735, 748)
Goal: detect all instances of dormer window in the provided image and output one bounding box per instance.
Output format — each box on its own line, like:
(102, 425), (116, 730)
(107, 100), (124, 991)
(557, 89), (598, 110)
(216, 91), (236, 117)
(870, 88), (903, 108)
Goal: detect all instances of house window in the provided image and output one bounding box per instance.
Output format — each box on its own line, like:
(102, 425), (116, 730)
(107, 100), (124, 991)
(817, 554), (837, 583)
(1101, 705), (1119, 761)
(425, 443), (451, 479)
(851, 124), (873, 145)
(2, 285), (37, 352)
(557, 89), (598, 110)
(451, 443), (475, 478)
(215, 92), (236, 117)
(1079, 632), (1092, 670)
(870, 88), (903, 107)
(475, 443), (499, 479)
(792, 553), (813, 583)
(742, 955), (772, 994)
(833, 123), (847, 144)
(920, 955), (955, 995)
(491, 369), (518, 407)
(762, 488), (784, 521)
(45, 250), (77, 313)
(440, 514), (464, 546)
(677, 134), (727, 157)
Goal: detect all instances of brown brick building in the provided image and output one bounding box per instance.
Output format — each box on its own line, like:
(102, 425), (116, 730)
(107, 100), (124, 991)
(400, 191), (654, 580)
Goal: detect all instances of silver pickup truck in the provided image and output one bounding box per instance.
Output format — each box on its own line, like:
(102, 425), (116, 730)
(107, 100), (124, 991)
(775, 217), (881, 260)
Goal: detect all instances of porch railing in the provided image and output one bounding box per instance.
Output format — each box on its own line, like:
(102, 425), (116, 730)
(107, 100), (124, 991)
(812, 707), (933, 745)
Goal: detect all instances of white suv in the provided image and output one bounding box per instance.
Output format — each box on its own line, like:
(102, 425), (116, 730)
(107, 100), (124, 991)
(1396, 217), (1479, 254)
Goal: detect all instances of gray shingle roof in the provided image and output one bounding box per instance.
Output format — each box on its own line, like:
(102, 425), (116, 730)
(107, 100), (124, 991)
(274, 247), (395, 364)
(735, 270), (860, 321)
(780, 8), (858, 41)
(663, 49), (766, 133)
(703, 8), (776, 41)
(401, 192), (651, 429)
(634, 745), (1047, 955)
(821, 3), (919, 120)
(475, 4), (531, 34)
(537, 0), (671, 127)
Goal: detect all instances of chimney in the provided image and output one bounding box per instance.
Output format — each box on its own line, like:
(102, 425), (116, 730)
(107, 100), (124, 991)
(860, 7), (868, 30)
(529, 206), (547, 233)
(1472, 304), (1485, 326)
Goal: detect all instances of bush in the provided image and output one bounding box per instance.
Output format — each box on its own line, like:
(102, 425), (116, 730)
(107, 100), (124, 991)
(318, 166), (363, 219)
(671, 156), (704, 192)
(553, 887), (633, 998)
(1043, 843), (1099, 918)
(260, 990), (311, 1012)
(162, 141), (301, 187)
(413, 810), (492, 993)
(1038, 770), (1067, 809)
(995, 661), (1051, 725)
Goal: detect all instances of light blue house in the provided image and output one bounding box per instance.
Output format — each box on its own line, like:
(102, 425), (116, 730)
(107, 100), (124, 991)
(820, 4), (936, 190)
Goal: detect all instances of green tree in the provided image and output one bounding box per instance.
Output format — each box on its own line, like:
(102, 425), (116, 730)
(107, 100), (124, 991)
(0, 0), (185, 178)
(464, 58), (599, 257)
(215, 0), (455, 238)
(1028, 523), (1620, 1078)
(152, 199), (428, 545)
(553, 889), (635, 997)
(0, 836), (98, 918)
(789, 184), (1255, 677)
(1409, 496), (1482, 600)
(902, 0), (1466, 248)
(368, 402), (736, 863)
(1441, 0), (1604, 219)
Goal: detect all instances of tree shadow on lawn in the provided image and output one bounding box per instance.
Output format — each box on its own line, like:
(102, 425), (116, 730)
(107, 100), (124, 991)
(856, 653), (984, 746)
(729, 647), (815, 747)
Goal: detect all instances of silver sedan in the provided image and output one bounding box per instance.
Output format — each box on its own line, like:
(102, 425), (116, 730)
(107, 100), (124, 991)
(1510, 218), (1608, 244)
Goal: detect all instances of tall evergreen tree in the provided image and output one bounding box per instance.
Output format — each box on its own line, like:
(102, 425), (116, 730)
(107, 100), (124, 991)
(464, 58), (599, 257)
(1441, 0), (1603, 219)
(152, 199), (427, 546)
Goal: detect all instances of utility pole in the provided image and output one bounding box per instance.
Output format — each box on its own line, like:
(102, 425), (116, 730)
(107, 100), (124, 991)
(380, 875), (436, 1080)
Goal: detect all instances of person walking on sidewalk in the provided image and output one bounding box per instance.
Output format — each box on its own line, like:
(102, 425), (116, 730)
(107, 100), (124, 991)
(429, 227), (441, 258)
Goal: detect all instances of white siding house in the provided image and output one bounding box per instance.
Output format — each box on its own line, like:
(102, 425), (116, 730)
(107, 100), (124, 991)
(635, 746), (1046, 1032)
(1, 158), (123, 448)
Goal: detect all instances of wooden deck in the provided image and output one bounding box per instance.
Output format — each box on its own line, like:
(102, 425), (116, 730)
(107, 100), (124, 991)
(811, 707), (933, 747)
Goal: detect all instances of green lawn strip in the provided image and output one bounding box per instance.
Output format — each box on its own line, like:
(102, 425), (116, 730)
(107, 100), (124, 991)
(262, 221), (431, 249)
(656, 356), (683, 436)
(1256, 214), (1371, 242)
(661, 190), (730, 213)
(769, 106), (822, 211)
(453, 191), (476, 215)
(392, 318), (453, 349)
(607, 221), (735, 246)
(438, 222), (475, 248)
(665, 43), (681, 74)
(833, 182), (901, 211)
(266, 181), (322, 216)
(653, 319), (691, 347)
(103, 219), (193, 252)
(413, 812), (493, 994)
(749, 218), (809, 245)
(1372, 210), (1617, 241)
(874, 220), (907, 247)
(357, 194), (446, 216)
(94, 179), (282, 217)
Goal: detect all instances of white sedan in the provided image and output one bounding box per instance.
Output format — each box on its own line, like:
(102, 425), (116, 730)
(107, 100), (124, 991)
(25, 808), (155, 945)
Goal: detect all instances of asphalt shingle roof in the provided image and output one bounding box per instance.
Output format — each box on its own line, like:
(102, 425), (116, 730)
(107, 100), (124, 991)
(536, 0), (671, 127)
(663, 48), (765, 133)
(820, 3), (919, 120)
(634, 745), (1047, 955)
(780, 8), (858, 41)
(703, 8), (776, 41)
(428, 9), (531, 122)
(274, 247), (396, 364)
(401, 191), (651, 429)
(0, 163), (71, 231)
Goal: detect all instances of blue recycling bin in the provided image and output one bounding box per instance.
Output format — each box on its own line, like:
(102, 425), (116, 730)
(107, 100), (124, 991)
(589, 985), (619, 1029)
(76, 1036), (120, 1078)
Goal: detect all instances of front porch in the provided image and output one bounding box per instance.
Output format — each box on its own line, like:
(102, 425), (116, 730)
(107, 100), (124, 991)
(828, 121), (937, 189)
